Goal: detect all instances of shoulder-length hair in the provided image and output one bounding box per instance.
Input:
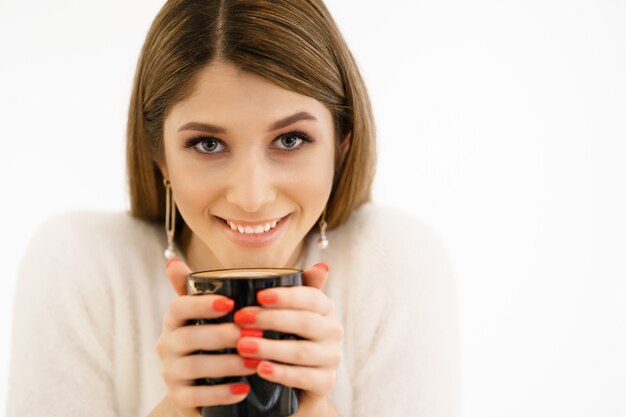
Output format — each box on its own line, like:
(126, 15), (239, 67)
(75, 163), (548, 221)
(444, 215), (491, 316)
(126, 0), (376, 245)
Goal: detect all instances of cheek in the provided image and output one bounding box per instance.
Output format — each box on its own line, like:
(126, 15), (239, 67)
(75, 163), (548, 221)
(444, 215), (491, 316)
(283, 143), (334, 178)
(163, 143), (224, 210)
(308, 143), (335, 184)
(172, 183), (216, 226)
(279, 147), (335, 205)
(169, 164), (223, 220)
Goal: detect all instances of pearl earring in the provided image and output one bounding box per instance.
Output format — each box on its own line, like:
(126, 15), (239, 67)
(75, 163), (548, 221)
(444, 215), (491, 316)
(317, 208), (329, 250)
(163, 178), (177, 260)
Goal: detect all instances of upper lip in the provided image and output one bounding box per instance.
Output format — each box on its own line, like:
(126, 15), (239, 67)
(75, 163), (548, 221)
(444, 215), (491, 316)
(215, 214), (289, 226)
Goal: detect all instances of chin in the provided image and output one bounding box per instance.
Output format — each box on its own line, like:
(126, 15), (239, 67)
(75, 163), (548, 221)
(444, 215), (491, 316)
(219, 250), (289, 269)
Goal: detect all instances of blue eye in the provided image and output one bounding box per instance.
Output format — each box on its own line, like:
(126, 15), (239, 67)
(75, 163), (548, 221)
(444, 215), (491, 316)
(272, 130), (315, 151)
(183, 130), (315, 156)
(184, 137), (226, 154)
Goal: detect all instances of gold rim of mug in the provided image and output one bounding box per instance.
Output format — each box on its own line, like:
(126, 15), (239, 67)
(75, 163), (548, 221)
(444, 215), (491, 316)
(189, 267), (302, 279)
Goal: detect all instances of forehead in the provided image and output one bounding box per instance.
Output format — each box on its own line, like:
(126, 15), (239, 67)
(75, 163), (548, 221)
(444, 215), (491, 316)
(167, 60), (332, 128)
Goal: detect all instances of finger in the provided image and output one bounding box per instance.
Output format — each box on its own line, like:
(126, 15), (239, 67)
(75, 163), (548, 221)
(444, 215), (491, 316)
(168, 322), (242, 355)
(255, 360), (335, 397)
(255, 286), (334, 315)
(165, 354), (257, 381)
(302, 262), (330, 289)
(163, 294), (234, 331)
(236, 337), (341, 368)
(237, 308), (343, 342)
(169, 382), (250, 409)
(166, 257), (193, 296)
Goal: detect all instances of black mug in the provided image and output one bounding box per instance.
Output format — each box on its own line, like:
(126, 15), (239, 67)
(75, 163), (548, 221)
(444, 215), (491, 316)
(187, 268), (303, 417)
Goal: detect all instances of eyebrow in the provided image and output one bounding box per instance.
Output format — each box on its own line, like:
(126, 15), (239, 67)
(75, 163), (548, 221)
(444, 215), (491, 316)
(177, 111), (318, 134)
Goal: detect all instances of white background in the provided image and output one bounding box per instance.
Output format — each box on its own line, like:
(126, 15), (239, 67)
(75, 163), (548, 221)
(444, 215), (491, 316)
(1, 1), (625, 415)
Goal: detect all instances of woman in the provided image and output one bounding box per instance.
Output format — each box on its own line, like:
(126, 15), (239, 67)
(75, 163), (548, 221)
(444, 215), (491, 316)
(7, 1), (459, 416)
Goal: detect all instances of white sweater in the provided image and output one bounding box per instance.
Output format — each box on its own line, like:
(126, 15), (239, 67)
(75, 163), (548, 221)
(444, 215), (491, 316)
(7, 202), (460, 417)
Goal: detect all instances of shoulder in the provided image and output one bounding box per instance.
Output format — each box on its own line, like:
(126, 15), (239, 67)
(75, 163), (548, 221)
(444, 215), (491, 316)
(27, 210), (160, 251)
(340, 202), (436, 237)
(18, 210), (163, 292)
(22, 210), (164, 268)
(324, 202), (454, 305)
(330, 202), (449, 267)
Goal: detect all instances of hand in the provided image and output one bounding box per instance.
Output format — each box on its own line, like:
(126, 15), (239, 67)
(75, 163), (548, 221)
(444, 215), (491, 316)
(155, 258), (255, 417)
(234, 262), (344, 408)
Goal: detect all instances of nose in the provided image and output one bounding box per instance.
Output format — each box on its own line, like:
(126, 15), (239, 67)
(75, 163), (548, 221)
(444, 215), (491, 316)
(225, 151), (277, 213)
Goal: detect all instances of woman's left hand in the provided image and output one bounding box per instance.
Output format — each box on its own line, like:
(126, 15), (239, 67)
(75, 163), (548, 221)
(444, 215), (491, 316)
(234, 262), (343, 407)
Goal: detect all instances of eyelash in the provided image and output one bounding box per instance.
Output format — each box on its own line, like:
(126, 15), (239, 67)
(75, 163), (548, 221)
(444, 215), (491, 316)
(183, 130), (316, 155)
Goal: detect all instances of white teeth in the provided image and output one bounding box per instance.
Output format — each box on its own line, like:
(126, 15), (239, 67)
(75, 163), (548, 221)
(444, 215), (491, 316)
(224, 216), (284, 235)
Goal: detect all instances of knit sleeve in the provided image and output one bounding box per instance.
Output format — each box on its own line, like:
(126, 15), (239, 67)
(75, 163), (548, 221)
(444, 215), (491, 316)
(7, 213), (118, 417)
(348, 208), (461, 417)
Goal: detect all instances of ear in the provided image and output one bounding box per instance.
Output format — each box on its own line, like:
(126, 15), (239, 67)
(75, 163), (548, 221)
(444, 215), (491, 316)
(340, 131), (352, 163)
(157, 160), (169, 180)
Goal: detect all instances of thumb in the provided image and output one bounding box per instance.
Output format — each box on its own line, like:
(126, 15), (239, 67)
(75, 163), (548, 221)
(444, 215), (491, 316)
(165, 257), (192, 296)
(302, 262), (330, 290)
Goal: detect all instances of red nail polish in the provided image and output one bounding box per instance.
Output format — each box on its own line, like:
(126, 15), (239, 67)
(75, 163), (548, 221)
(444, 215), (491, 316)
(257, 291), (278, 305)
(237, 339), (259, 354)
(243, 358), (261, 369)
(165, 257), (181, 268)
(313, 262), (330, 272)
(213, 298), (234, 312)
(259, 362), (274, 375)
(234, 310), (256, 324)
(230, 383), (250, 395)
(240, 328), (263, 338)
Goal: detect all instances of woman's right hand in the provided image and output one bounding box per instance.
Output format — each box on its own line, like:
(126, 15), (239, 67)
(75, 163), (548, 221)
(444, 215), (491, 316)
(155, 258), (257, 417)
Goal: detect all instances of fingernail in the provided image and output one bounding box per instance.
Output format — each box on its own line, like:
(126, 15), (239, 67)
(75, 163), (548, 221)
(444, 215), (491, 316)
(213, 298), (235, 312)
(230, 383), (250, 395)
(259, 362), (274, 375)
(165, 257), (181, 268)
(234, 310), (256, 325)
(243, 358), (261, 369)
(257, 290), (278, 305)
(240, 328), (263, 338)
(313, 262), (330, 272)
(237, 339), (259, 354)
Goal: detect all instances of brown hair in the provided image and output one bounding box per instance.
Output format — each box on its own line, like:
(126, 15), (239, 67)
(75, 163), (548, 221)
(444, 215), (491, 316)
(126, 0), (376, 246)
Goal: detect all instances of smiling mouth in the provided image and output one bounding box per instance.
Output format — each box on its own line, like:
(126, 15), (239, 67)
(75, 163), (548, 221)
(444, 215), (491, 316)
(215, 214), (290, 235)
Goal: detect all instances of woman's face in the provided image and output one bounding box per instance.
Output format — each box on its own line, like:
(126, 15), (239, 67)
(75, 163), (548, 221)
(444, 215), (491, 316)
(160, 60), (336, 270)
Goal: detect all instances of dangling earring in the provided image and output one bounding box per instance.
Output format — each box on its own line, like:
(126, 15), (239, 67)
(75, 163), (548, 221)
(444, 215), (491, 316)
(317, 208), (329, 250)
(163, 178), (177, 260)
